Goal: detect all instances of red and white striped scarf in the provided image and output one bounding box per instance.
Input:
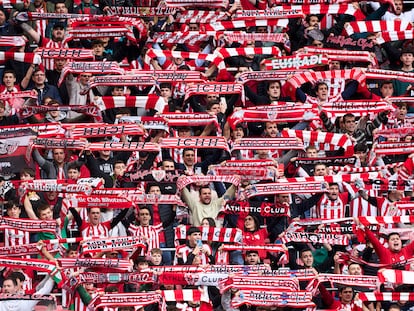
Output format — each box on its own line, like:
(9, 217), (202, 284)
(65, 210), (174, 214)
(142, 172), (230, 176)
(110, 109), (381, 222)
(58, 257), (131, 269)
(221, 159), (276, 167)
(75, 271), (153, 285)
(330, 163), (401, 174)
(90, 293), (162, 310)
(281, 129), (355, 157)
(359, 292), (414, 302)
(321, 100), (394, 118)
(184, 83), (243, 101)
(174, 225), (242, 245)
(0, 217), (57, 233)
(64, 123), (145, 138)
(0, 52), (41, 65)
(300, 47), (375, 65)
(358, 215), (414, 226)
(107, 6), (176, 17)
(245, 181), (326, 198)
(262, 54), (329, 71)
(213, 46), (281, 66)
(20, 105), (100, 119)
(344, 20), (412, 36)
(0, 36), (26, 47)
(231, 138), (304, 151)
(231, 289), (314, 308)
(210, 166), (275, 180)
(36, 48), (93, 59)
(81, 236), (146, 254)
(228, 104), (317, 129)
(378, 269), (414, 285)
(144, 48), (216, 69)
(0, 123), (62, 139)
(366, 68), (414, 83)
(150, 31), (212, 45)
(373, 141), (414, 155)
(0, 90), (37, 101)
(58, 61), (124, 86)
(176, 175), (240, 191)
(22, 179), (92, 195)
(161, 136), (229, 151)
(377, 30), (414, 44)
(288, 68), (366, 89)
(374, 126), (414, 140)
(94, 95), (167, 113)
(202, 19), (289, 31)
(165, 0), (228, 7)
(175, 10), (228, 23)
(281, 232), (349, 246)
(219, 275), (299, 294)
(238, 70), (301, 83)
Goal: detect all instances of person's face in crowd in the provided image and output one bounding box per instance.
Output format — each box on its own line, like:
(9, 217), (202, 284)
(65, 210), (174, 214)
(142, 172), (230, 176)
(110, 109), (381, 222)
(39, 207), (53, 220)
(46, 191), (58, 201)
(339, 288), (354, 304)
(79, 73), (92, 86)
(231, 127), (244, 140)
(188, 23), (199, 31)
(33, 0), (44, 8)
(99, 149), (111, 159)
(188, 232), (202, 247)
(306, 148), (318, 157)
(394, 0), (404, 15)
(388, 233), (403, 252)
(206, 94), (219, 104)
(7, 205), (21, 218)
(0, 103), (5, 117)
(355, 150), (367, 163)
(276, 194), (290, 204)
(389, 190), (404, 202)
(67, 250), (78, 258)
(396, 105), (408, 120)
(267, 82), (281, 100)
(162, 160), (174, 171)
(380, 83), (393, 98)
(113, 162), (126, 177)
(256, 26), (267, 33)
(111, 86), (124, 96)
(20, 172), (34, 181)
(208, 103), (220, 115)
(3, 72), (16, 88)
(52, 149), (65, 165)
(67, 168), (80, 180)
(136, 261), (149, 272)
(33, 70), (46, 86)
(300, 250), (314, 268)
(245, 252), (260, 265)
(148, 185), (161, 195)
(348, 263), (362, 275)
(199, 188), (212, 205)
(327, 184), (339, 200)
(264, 122), (278, 138)
(88, 208), (101, 225)
(150, 252), (162, 265)
(0, 11), (6, 26)
(183, 150), (195, 166)
(138, 209), (151, 226)
(308, 15), (319, 27)
(54, 58), (67, 71)
(173, 56), (184, 65)
(48, 102), (60, 119)
(329, 61), (341, 70)
(92, 44), (104, 56)
(201, 219), (211, 227)
(400, 52), (414, 67)
(177, 127), (191, 137)
(160, 87), (172, 99)
(343, 115), (357, 133)
(52, 27), (65, 41)
(312, 40), (324, 47)
(315, 84), (328, 101)
(55, 2), (67, 13)
(244, 215), (256, 231)
(314, 164), (327, 176)
(256, 149), (270, 159)
(2, 280), (17, 294)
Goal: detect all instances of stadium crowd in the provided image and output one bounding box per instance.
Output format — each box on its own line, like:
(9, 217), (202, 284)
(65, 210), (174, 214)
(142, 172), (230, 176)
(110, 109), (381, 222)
(0, 0), (414, 310)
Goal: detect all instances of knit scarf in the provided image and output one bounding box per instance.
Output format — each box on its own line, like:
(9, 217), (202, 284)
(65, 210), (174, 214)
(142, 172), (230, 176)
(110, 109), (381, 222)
(184, 83), (243, 101)
(107, 6), (176, 16)
(64, 123), (145, 138)
(0, 36), (26, 47)
(262, 54), (329, 71)
(281, 232), (349, 245)
(321, 100), (393, 118)
(245, 181), (326, 198)
(210, 166), (276, 181)
(219, 275), (300, 294)
(378, 269), (414, 285)
(36, 48), (93, 59)
(221, 200), (290, 217)
(231, 138), (304, 151)
(231, 290), (314, 308)
(81, 236), (146, 254)
(176, 175), (240, 191)
(58, 61), (123, 86)
(174, 225), (243, 245)
(58, 257), (131, 269)
(280, 130), (355, 157)
(0, 52), (41, 65)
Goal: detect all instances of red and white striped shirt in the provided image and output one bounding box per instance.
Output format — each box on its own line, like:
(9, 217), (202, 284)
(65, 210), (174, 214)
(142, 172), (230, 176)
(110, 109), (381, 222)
(128, 223), (163, 255)
(174, 244), (212, 265)
(4, 228), (30, 247)
(81, 221), (111, 238)
(313, 192), (350, 219)
(40, 38), (68, 71)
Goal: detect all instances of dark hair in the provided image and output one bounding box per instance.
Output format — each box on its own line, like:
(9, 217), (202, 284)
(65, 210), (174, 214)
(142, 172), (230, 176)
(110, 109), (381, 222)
(20, 168), (35, 178)
(9, 271), (25, 283)
(2, 70), (16, 79)
(387, 232), (400, 241)
(159, 82), (172, 89)
(198, 185), (211, 195)
(146, 183), (160, 193)
(4, 277), (18, 287)
(5, 200), (20, 210)
(201, 217), (216, 227)
(315, 81), (328, 91)
(67, 162), (80, 171)
(187, 226), (201, 236)
(244, 214), (260, 232)
(299, 247), (313, 257)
